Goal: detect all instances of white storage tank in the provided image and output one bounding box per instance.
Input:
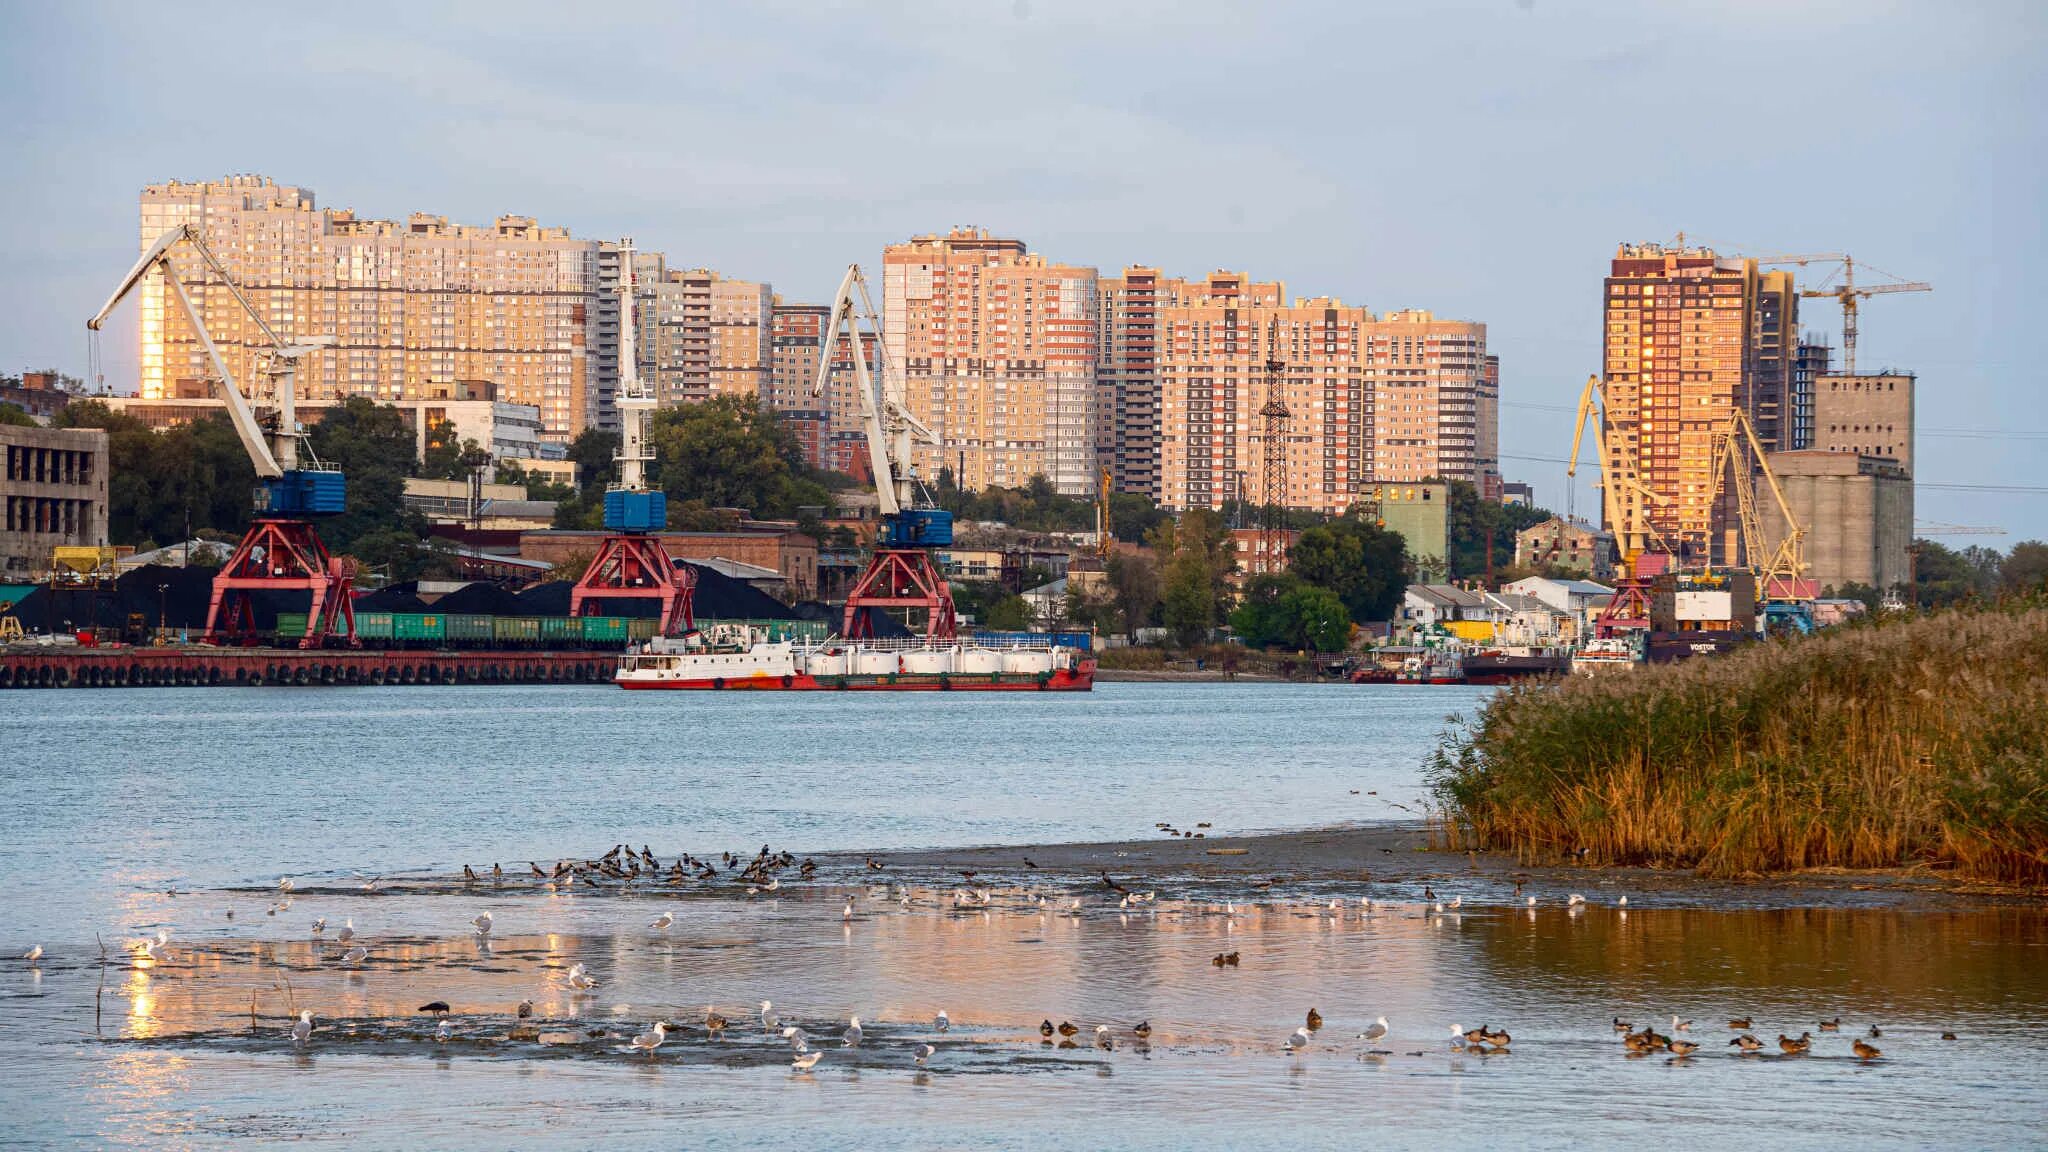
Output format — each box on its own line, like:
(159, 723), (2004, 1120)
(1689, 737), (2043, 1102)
(856, 649), (901, 675)
(958, 648), (1003, 674)
(1001, 649), (1055, 675)
(902, 647), (954, 674)
(803, 649), (849, 677)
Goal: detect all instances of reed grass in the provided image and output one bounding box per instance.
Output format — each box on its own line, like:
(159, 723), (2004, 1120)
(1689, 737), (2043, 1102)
(1428, 605), (2048, 884)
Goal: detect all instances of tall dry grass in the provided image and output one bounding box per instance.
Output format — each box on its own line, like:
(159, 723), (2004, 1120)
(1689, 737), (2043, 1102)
(1428, 605), (2048, 883)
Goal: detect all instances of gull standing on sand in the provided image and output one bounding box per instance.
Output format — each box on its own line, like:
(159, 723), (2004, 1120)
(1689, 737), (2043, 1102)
(760, 1001), (779, 1030)
(914, 1043), (935, 1066)
(844, 1017), (863, 1047)
(843, 899), (855, 922)
(1567, 894), (1586, 906)
(143, 929), (172, 963)
(782, 1025), (810, 1051)
(336, 919), (354, 944)
(472, 912), (493, 937)
(436, 1019), (454, 1043)
(566, 963), (599, 991)
(340, 944), (369, 967)
(934, 1009), (950, 1033)
(792, 1050), (823, 1072)
(1287, 1027), (1310, 1054)
(23, 945), (42, 964)
(1363, 1016), (1390, 1043)
(291, 1009), (314, 1046)
(649, 911), (674, 931)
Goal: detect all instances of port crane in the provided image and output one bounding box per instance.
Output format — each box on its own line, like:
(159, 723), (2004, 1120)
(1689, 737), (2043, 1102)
(1568, 373), (1668, 636)
(88, 225), (354, 647)
(1752, 254), (1930, 376)
(569, 238), (695, 635)
(814, 265), (957, 640)
(1705, 407), (1812, 633)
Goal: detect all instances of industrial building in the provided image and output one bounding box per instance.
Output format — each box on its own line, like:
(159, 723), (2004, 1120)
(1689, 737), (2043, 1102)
(1365, 482), (1449, 574)
(1514, 516), (1614, 578)
(1812, 372), (1914, 474)
(1761, 451), (1913, 592)
(2, 424), (109, 577)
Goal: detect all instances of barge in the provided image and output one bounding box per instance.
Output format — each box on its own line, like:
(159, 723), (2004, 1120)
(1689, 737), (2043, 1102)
(615, 626), (1095, 691)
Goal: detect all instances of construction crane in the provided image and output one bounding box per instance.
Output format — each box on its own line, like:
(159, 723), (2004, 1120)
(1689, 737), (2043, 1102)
(1913, 521), (2006, 537)
(814, 265), (956, 640)
(569, 238), (695, 636)
(1705, 408), (1812, 633)
(1753, 254), (1931, 376)
(1568, 373), (1667, 635)
(88, 225), (354, 648)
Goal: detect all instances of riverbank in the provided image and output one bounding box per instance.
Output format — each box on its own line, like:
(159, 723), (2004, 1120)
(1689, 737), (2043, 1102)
(1431, 605), (2048, 884)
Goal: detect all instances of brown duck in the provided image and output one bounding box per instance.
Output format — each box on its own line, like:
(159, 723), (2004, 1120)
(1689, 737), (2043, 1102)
(1057, 1020), (1079, 1037)
(1853, 1038), (1882, 1060)
(1728, 1017), (1753, 1030)
(1778, 1032), (1813, 1055)
(1818, 1017), (1841, 1032)
(1729, 1034), (1765, 1053)
(1668, 1039), (1701, 1057)
(1305, 1008), (1323, 1032)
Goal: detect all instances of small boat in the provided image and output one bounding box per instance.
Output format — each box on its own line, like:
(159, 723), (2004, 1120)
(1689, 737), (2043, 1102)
(1570, 636), (1641, 675)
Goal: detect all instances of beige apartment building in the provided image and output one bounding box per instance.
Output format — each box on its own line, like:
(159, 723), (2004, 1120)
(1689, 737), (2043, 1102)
(1139, 271), (1493, 516)
(137, 176), (598, 442)
(882, 229), (1100, 495)
(1601, 242), (1797, 561)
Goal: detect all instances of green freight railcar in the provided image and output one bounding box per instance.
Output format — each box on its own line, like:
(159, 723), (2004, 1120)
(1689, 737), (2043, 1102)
(443, 614), (494, 645)
(581, 617), (629, 647)
(274, 612), (309, 641)
(492, 616), (541, 647)
(539, 617), (584, 647)
(393, 613), (446, 646)
(627, 618), (657, 643)
(355, 612), (395, 643)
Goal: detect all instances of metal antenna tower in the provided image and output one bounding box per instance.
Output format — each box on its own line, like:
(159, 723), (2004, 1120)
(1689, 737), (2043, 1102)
(1258, 357), (1292, 573)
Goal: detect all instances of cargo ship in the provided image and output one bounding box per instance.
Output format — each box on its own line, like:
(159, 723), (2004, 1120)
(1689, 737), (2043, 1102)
(615, 625), (1096, 691)
(1459, 646), (1570, 684)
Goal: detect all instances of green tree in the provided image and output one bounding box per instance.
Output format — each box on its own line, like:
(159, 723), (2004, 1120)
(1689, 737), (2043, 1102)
(1105, 551), (1162, 640)
(418, 420), (487, 481)
(1833, 582), (1882, 613)
(2001, 541), (2048, 594)
(306, 396), (424, 555)
(646, 395), (828, 518)
(1284, 583), (1353, 652)
(0, 403), (36, 427)
(1161, 548), (1216, 646)
(982, 594), (1033, 630)
(1912, 539), (1996, 608)
(57, 401), (254, 546)
(1229, 572), (1302, 648)
(1291, 514), (1409, 623)
(1442, 479), (1557, 579)
(567, 428), (622, 493)
(1148, 508), (1236, 627)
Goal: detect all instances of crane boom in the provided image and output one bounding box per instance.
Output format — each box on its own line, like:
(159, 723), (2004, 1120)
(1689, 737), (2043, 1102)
(813, 264), (938, 517)
(88, 224), (285, 478)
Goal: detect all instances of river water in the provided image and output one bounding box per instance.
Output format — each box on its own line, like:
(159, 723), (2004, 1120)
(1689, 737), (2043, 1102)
(2, 683), (2043, 1148)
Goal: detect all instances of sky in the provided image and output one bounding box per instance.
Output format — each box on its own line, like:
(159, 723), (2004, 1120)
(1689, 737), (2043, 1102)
(2, 0), (2042, 539)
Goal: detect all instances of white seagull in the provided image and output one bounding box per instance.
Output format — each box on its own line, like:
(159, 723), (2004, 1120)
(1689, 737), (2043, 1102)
(782, 1025), (809, 1051)
(566, 963), (599, 991)
(914, 1043), (935, 1066)
(340, 944), (369, 967)
(1567, 894), (1586, 906)
(628, 1020), (669, 1056)
(1363, 1016), (1390, 1043)
(291, 1009), (314, 1045)
(843, 900), (854, 922)
(24, 944), (43, 964)
(278, 878), (294, 893)
(1449, 1023), (1467, 1048)
(760, 1000), (779, 1029)
(1448, 896), (1462, 909)
(472, 912), (493, 937)
(436, 1019), (454, 1043)
(143, 929), (172, 963)
(1095, 1024), (1113, 1050)
(844, 1017), (863, 1047)
(934, 1009), (950, 1033)
(1287, 1026), (1310, 1053)
(792, 1050), (823, 1072)
(310, 917), (326, 935)
(336, 919), (355, 944)
(1618, 895), (1629, 907)
(649, 911), (674, 931)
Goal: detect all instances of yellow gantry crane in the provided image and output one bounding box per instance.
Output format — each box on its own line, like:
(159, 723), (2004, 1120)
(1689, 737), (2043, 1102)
(1096, 465), (1114, 561)
(1568, 373), (1666, 632)
(1705, 408), (1807, 592)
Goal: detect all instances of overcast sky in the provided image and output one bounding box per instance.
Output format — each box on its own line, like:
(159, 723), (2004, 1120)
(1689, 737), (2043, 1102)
(3, 0), (2042, 538)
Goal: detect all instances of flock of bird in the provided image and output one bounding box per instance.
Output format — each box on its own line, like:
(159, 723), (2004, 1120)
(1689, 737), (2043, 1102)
(10, 844), (1951, 1073)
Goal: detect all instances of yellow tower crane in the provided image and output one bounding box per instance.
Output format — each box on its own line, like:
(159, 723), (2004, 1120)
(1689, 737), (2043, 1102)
(1751, 253), (1931, 376)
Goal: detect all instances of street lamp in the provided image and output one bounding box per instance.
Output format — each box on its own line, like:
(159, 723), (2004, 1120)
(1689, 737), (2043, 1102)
(157, 582), (169, 642)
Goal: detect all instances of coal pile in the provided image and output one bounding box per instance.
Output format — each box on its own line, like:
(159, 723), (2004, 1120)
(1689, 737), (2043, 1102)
(3, 564), (302, 633)
(511, 562), (795, 620)
(429, 581), (526, 616)
(354, 581), (429, 614)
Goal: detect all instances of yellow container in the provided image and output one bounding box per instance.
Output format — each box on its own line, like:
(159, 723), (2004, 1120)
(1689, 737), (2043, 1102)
(1443, 620), (1497, 643)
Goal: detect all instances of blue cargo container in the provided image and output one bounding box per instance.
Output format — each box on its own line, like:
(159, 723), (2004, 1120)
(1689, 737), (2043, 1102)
(603, 490), (667, 532)
(881, 508), (952, 548)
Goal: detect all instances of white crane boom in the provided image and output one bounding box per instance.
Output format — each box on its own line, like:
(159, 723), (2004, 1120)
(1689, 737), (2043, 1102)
(612, 238), (655, 493)
(813, 264), (938, 517)
(87, 224), (333, 479)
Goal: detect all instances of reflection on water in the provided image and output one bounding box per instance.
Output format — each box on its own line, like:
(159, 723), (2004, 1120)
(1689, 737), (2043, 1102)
(4, 887), (2044, 1147)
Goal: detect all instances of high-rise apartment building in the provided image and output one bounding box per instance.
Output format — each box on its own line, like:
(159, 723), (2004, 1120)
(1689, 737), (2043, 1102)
(882, 229), (1100, 495)
(1096, 267), (1162, 496)
(1601, 242), (1798, 559)
(137, 176), (598, 442)
(1791, 333), (1832, 450)
(612, 257), (773, 408)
